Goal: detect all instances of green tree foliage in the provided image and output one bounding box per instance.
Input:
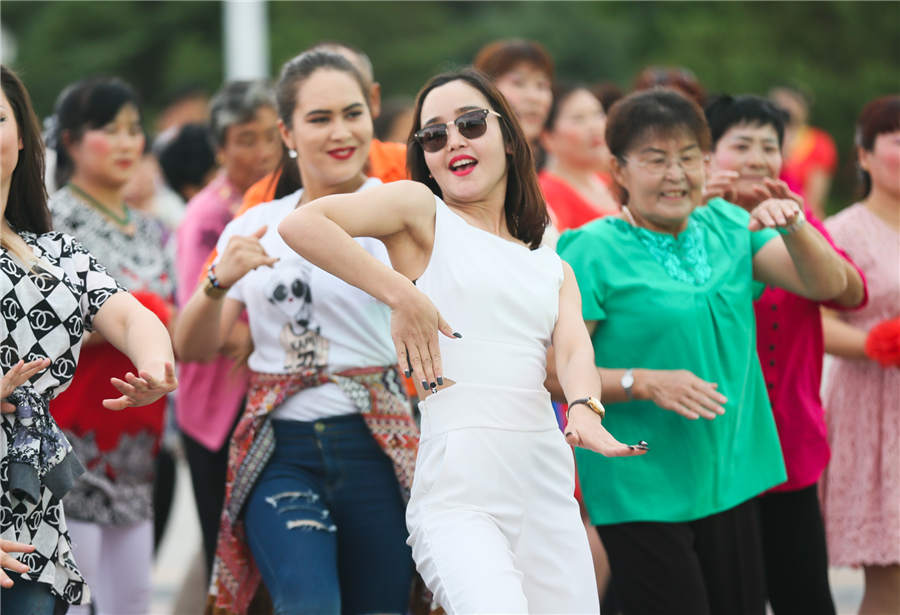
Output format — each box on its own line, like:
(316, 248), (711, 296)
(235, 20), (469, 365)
(4, 1), (897, 211)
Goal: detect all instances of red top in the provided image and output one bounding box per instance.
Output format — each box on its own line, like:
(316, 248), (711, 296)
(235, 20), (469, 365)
(755, 210), (867, 492)
(780, 127), (837, 198)
(538, 171), (619, 231)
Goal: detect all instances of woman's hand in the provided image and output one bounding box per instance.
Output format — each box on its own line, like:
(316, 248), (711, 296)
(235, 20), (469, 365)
(0, 538), (35, 587)
(564, 404), (648, 457)
(1, 358), (51, 413)
(701, 169), (740, 203)
(748, 179), (805, 232)
(638, 369), (727, 420)
(214, 225), (279, 288)
(103, 361), (178, 410)
(749, 177), (803, 208)
(390, 284), (458, 392)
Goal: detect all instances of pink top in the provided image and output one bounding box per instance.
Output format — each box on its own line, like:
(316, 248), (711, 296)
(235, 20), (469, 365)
(175, 173), (249, 451)
(755, 209), (867, 492)
(819, 203), (900, 566)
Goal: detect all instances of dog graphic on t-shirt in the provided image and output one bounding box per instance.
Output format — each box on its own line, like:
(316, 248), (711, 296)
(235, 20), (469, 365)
(267, 275), (328, 371)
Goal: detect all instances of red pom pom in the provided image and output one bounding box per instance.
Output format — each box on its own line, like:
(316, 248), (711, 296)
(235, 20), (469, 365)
(864, 317), (900, 367)
(130, 290), (172, 326)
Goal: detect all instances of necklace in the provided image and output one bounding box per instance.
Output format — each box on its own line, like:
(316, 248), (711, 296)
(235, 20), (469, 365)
(67, 183), (132, 226)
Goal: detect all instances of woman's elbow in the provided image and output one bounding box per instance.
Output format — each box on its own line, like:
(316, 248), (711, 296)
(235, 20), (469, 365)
(277, 210), (310, 249)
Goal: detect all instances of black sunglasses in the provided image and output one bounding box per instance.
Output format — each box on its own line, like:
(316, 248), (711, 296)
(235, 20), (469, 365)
(413, 108), (503, 153)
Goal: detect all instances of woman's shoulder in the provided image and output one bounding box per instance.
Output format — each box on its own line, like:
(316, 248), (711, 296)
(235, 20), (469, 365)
(556, 216), (623, 253)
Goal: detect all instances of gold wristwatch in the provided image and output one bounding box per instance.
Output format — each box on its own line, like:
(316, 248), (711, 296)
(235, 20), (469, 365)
(567, 396), (605, 420)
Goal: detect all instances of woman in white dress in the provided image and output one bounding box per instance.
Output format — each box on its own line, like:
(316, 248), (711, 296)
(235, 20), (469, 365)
(278, 68), (647, 614)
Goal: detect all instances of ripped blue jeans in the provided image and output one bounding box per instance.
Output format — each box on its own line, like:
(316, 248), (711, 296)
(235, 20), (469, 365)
(244, 415), (413, 615)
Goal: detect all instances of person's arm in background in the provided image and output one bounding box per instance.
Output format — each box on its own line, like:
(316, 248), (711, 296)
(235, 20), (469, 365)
(821, 308), (868, 360)
(91, 291), (177, 409)
(550, 263), (646, 455)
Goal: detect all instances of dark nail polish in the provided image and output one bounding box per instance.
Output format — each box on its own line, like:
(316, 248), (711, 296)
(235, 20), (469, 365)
(437, 377), (444, 386)
(429, 382), (436, 389)
(404, 369), (411, 378)
(421, 380), (428, 389)
(453, 332), (463, 338)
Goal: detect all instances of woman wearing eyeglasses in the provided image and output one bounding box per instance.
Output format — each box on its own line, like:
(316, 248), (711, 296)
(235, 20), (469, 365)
(555, 89), (852, 615)
(278, 68), (647, 614)
(175, 50), (416, 615)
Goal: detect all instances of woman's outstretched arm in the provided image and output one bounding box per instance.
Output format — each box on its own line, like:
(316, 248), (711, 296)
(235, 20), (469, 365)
(551, 262), (646, 457)
(278, 180), (456, 388)
(91, 292), (178, 409)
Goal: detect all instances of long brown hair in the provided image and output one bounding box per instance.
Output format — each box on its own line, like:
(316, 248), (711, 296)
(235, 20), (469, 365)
(406, 69), (549, 249)
(2, 65), (51, 235)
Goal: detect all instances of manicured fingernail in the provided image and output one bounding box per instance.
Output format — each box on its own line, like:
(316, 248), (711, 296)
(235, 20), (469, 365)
(453, 332), (463, 338)
(436, 376), (444, 386)
(429, 382), (436, 390)
(404, 369), (411, 378)
(421, 380), (428, 389)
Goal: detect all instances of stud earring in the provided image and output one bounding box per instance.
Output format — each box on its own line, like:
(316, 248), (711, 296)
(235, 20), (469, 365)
(288, 149), (298, 159)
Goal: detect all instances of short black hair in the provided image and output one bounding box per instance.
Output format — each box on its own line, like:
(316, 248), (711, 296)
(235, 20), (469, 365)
(705, 94), (788, 149)
(52, 76), (142, 187)
(157, 123), (216, 199)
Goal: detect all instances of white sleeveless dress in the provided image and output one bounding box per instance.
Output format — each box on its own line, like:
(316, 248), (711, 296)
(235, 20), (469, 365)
(406, 197), (599, 614)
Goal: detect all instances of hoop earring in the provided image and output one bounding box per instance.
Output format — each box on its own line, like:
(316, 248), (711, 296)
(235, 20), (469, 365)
(288, 149), (298, 159)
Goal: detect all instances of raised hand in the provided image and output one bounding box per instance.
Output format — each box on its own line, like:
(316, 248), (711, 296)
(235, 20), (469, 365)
(103, 361), (178, 410)
(390, 285), (459, 393)
(749, 177), (804, 208)
(701, 169), (740, 204)
(747, 179), (803, 231)
(214, 225), (279, 288)
(1, 358), (50, 413)
(0, 538), (35, 587)
(564, 403), (648, 457)
(641, 369), (727, 420)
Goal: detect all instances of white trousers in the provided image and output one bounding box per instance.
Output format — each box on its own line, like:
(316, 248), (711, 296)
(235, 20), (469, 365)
(407, 384), (599, 614)
(66, 519), (153, 615)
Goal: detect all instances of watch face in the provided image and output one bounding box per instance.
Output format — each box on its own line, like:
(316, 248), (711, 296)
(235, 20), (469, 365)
(621, 372), (634, 387)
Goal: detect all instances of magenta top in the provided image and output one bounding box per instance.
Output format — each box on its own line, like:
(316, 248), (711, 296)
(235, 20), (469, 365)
(175, 173), (250, 451)
(755, 209), (867, 493)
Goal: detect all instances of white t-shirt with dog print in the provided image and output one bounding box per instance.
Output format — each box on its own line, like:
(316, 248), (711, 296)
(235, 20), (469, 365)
(215, 178), (395, 421)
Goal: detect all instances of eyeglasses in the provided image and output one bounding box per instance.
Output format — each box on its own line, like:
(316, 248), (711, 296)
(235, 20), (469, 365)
(413, 108), (503, 153)
(625, 150), (707, 176)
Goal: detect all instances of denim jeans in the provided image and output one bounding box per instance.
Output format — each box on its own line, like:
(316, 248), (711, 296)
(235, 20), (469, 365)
(244, 415), (413, 615)
(0, 574), (68, 615)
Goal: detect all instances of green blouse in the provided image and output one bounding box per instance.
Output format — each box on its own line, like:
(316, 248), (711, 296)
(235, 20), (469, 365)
(557, 198), (786, 524)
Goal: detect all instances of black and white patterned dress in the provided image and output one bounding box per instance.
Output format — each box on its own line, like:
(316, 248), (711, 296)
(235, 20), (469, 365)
(1, 230), (125, 605)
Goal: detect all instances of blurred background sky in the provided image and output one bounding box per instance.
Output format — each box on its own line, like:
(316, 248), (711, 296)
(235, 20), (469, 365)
(3, 0), (898, 214)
